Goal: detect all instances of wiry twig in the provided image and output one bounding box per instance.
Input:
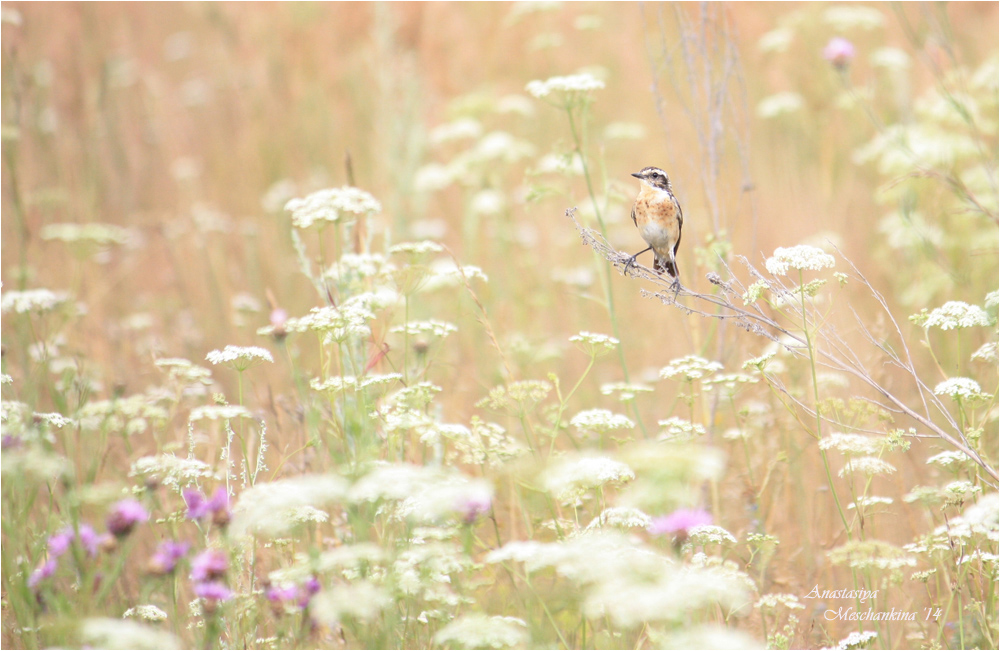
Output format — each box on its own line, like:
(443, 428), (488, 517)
(568, 207), (998, 485)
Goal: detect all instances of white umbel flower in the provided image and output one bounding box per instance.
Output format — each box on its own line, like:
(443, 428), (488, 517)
(434, 614), (528, 649)
(934, 377), (990, 401)
(913, 301), (992, 330)
(1, 288), (70, 314)
(542, 455), (635, 503)
(205, 345), (273, 369)
(526, 73), (605, 97)
(764, 245), (835, 275)
(570, 409), (634, 434)
(230, 474), (348, 538)
(284, 186), (381, 229)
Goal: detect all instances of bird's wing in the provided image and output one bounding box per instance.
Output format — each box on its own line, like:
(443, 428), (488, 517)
(673, 196), (683, 256)
(630, 202), (637, 227)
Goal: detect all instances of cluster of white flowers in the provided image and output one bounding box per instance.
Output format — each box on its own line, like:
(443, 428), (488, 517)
(419, 260), (488, 292)
(703, 373), (758, 394)
(599, 382), (653, 402)
(585, 507), (653, 532)
(839, 457), (897, 477)
(754, 593), (805, 612)
(325, 252), (394, 285)
(687, 525), (738, 546)
(155, 358), (213, 387)
(189, 405), (252, 422)
(764, 245), (835, 276)
(41, 222), (130, 246)
(285, 303), (374, 343)
(77, 393), (169, 436)
(477, 380), (552, 412)
(542, 455), (635, 503)
(934, 377), (990, 401)
(912, 301), (992, 330)
(284, 186), (381, 229)
(925, 450), (969, 468)
(80, 618), (180, 651)
(837, 630), (880, 650)
(657, 417), (707, 441)
(1, 288), (70, 314)
(828, 540), (916, 571)
(128, 454), (214, 488)
(230, 474), (348, 539)
(310, 373), (403, 395)
(819, 432), (885, 456)
(390, 320), (457, 339)
(388, 240), (444, 256)
(659, 355), (723, 381)
(847, 496), (893, 510)
(445, 416), (526, 468)
(971, 342), (998, 363)
(525, 73), (605, 98)
(310, 582), (390, 625)
(569, 331), (619, 355)
(205, 345), (274, 369)
(123, 604), (169, 622)
(433, 614), (528, 650)
(569, 409), (634, 434)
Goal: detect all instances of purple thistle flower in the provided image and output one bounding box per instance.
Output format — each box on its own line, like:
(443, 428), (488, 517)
(206, 487), (231, 527)
(649, 508), (713, 536)
(194, 580), (233, 602)
(190, 548), (228, 582)
(47, 527), (75, 557)
(148, 540), (190, 575)
(299, 576), (322, 608)
(76, 524), (102, 557)
(106, 499), (149, 538)
(265, 583), (300, 605)
(183, 489), (209, 520)
(823, 37), (855, 69)
(28, 559), (58, 588)
(457, 495), (492, 525)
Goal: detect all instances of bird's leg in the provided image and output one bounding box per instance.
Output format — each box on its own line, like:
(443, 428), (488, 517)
(668, 249), (681, 299)
(624, 246), (652, 276)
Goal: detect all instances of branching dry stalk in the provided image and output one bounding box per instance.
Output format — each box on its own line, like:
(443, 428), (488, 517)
(568, 207), (998, 485)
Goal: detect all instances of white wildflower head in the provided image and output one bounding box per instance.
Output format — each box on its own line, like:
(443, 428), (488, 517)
(542, 455), (635, 504)
(703, 373), (758, 395)
(569, 409), (634, 435)
(477, 380), (552, 412)
(419, 259), (488, 292)
(310, 581), (390, 625)
(585, 507), (653, 532)
(128, 454), (213, 489)
(599, 382), (653, 402)
(394, 473), (494, 525)
(123, 604), (169, 622)
(926, 450), (970, 468)
(829, 540), (916, 572)
(686, 525), (738, 546)
(446, 416), (526, 468)
(80, 618), (180, 650)
(189, 405), (252, 422)
(911, 301), (992, 330)
(934, 377), (990, 401)
(848, 496), (894, 510)
(205, 345), (273, 371)
(434, 614), (528, 650)
(284, 186), (381, 229)
(819, 433), (884, 457)
(764, 245), (835, 276)
(286, 304), (374, 343)
(390, 319), (457, 339)
(657, 417), (707, 442)
(569, 331), (619, 356)
(755, 593), (804, 612)
(756, 92), (804, 118)
(325, 252), (394, 286)
(971, 342), (997, 363)
(388, 240), (444, 257)
(837, 630), (879, 650)
(230, 474), (348, 539)
(659, 355), (723, 381)
(1, 288), (70, 314)
(42, 222), (130, 247)
(526, 73), (604, 98)
(838, 456), (896, 477)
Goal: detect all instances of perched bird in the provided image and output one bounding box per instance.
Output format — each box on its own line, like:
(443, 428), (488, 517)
(625, 166), (683, 291)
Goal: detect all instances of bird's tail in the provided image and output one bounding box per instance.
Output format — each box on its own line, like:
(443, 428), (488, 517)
(654, 255), (678, 279)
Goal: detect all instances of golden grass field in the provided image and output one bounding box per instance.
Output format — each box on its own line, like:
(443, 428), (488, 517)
(2, 2), (998, 649)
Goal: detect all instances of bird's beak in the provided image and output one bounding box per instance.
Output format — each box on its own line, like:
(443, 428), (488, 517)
(631, 172), (643, 179)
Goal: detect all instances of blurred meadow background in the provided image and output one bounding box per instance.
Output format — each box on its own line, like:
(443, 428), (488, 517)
(1, 2), (997, 649)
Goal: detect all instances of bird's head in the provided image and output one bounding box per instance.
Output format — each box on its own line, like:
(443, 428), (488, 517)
(631, 167), (672, 192)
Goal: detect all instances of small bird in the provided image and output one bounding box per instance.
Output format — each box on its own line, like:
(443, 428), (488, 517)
(625, 166), (683, 291)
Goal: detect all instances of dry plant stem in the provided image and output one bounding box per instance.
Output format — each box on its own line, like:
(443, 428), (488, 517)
(569, 209), (999, 485)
